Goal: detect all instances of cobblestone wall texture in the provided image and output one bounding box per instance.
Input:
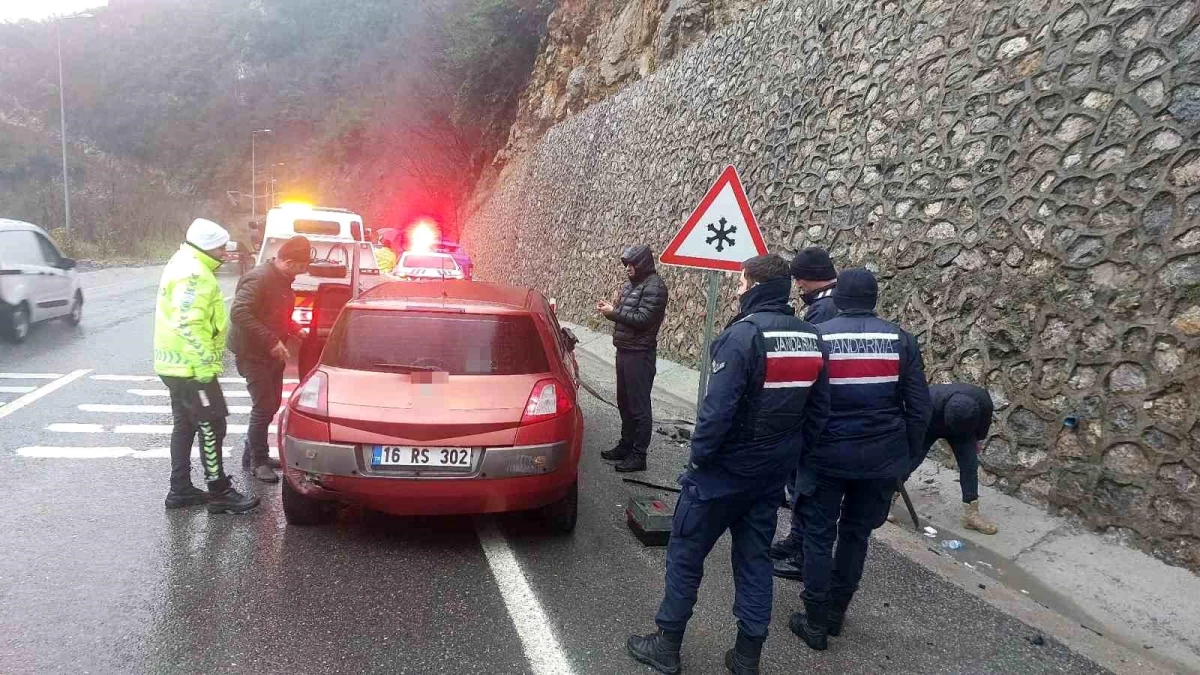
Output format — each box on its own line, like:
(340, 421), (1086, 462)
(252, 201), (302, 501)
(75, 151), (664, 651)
(463, 0), (1200, 570)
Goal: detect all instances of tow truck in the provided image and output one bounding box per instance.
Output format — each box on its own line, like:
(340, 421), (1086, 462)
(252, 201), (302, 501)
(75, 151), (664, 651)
(254, 203), (381, 331)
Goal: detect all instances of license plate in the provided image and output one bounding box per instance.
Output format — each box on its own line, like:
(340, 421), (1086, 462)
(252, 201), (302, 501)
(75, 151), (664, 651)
(372, 446), (473, 468)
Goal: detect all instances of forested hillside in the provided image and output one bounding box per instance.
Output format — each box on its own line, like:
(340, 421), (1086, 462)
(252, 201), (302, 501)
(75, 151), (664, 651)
(0, 0), (552, 255)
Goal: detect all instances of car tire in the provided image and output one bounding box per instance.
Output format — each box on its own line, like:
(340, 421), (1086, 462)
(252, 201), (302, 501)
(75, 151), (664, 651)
(66, 291), (83, 326)
(543, 481), (578, 535)
(282, 475), (336, 526)
(2, 302), (31, 344)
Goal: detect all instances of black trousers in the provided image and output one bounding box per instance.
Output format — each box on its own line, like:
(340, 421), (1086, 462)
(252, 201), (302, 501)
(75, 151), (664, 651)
(922, 437), (981, 502)
(237, 356), (285, 467)
(615, 348), (656, 457)
(161, 376), (230, 492)
(801, 473), (895, 610)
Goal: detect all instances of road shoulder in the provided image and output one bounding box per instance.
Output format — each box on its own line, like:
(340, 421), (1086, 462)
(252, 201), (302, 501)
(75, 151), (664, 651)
(562, 318), (1200, 675)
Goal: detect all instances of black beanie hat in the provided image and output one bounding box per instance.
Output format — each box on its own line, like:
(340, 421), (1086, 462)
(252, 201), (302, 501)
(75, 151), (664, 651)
(833, 267), (878, 311)
(790, 247), (837, 281)
(278, 236), (312, 262)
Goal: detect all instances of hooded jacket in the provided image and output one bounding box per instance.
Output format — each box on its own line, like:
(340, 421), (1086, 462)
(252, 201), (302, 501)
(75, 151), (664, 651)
(153, 244), (228, 382)
(609, 245), (668, 351)
(803, 269), (932, 480)
(801, 282), (838, 324)
(682, 277), (830, 500)
(925, 383), (993, 444)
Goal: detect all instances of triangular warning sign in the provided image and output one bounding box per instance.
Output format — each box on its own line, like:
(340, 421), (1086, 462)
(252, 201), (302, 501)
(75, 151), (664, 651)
(660, 165), (767, 272)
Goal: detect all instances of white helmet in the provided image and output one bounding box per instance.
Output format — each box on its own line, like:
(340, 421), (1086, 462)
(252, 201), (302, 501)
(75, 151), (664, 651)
(185, 218), (230, 251)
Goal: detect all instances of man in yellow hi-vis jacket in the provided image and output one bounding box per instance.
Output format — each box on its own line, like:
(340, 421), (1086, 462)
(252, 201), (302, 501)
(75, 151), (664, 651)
(154, 218), (259, 514)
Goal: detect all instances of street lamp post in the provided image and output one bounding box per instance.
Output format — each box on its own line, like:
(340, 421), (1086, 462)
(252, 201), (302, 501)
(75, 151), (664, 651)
(54, 13), (93, 235)
(250, 129), (272, 223)
(269, 162), (286, 209)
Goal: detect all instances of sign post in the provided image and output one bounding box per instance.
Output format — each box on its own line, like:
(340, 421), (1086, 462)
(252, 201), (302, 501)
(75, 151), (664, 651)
(695, 270), (721, 409)
(660, 165), (767, 418)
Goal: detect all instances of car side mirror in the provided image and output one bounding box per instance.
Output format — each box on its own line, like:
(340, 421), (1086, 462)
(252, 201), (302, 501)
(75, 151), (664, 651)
(561, 327), (578, 352)
(59, 258), (77, 270)
(308, 261), (347, 279)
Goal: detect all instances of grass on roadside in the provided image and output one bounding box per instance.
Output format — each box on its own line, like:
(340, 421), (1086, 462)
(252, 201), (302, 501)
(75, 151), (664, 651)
(50, 228), (177, 264)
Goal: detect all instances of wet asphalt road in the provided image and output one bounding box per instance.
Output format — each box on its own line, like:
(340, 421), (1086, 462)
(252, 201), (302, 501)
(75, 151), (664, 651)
(0, 266), (1109, 674)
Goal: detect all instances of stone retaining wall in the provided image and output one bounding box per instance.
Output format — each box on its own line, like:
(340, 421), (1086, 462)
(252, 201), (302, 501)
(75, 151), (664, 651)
(463, 0), (1200, 570)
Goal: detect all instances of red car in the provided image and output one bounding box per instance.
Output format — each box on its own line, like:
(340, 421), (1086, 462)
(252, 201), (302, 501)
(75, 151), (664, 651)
(278, 280), (583, 533)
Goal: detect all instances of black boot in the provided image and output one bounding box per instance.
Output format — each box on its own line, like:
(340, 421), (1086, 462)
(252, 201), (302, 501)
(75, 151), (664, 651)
(827, 594), (852, 637)
(723, 631), (763, 674)
(627, 629), (682, 675)
(769, 534), (803, 561)
(206, 482), (261, 514)
(601, 444), (631, 461)
(789, 600), (828, 651)
(772, 555), (804, 581)
(615, 454), (647, 472)
(164, 485), (209, 509)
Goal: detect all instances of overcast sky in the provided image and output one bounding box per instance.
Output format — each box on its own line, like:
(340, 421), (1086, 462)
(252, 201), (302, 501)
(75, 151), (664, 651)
(0, 0), (109, 22)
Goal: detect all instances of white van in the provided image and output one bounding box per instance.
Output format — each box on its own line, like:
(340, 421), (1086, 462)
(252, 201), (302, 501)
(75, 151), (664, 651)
(253, 204), (380, 328)
(0, 219), (82, 343)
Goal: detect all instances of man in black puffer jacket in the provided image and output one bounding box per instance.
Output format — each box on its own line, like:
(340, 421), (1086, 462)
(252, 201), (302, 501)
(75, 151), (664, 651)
(228, 236), (311, 483)
(597, 245), (669, 473)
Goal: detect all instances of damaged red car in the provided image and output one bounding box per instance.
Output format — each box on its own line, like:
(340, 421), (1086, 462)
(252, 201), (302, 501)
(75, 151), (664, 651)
(278, 280), (583, 533)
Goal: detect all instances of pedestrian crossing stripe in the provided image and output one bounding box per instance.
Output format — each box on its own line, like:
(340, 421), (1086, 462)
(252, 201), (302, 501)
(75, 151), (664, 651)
(0, 373), (64, 379)
(90, 375), (300, 384)
(14, 446), (278, 459)
(47, 423), (276, 434)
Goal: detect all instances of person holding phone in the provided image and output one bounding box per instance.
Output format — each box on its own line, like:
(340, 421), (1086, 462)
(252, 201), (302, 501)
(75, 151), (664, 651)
(597, 245), (668, 473)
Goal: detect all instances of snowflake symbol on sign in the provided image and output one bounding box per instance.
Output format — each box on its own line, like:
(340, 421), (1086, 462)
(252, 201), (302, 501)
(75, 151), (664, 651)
(706, 218), (737, 252)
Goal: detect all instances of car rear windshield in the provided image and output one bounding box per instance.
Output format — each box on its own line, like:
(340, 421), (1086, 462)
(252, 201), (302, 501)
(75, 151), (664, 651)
(324, 310), (550, 375)
(400, 254), (457, 270)
(293, 219), (342, 236)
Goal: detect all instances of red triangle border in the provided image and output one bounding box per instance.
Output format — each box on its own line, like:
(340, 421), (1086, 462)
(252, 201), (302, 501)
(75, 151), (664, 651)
(659, 165), (767, 272)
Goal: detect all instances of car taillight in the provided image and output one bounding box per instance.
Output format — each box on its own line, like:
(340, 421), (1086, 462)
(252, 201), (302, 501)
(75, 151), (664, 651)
(293, 370), (328, 419)
(293, 296), (314, 325)
(521, 378), (572, 424)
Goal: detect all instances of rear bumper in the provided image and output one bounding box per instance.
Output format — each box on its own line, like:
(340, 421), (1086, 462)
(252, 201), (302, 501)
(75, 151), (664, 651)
(282, 437), (577, 515)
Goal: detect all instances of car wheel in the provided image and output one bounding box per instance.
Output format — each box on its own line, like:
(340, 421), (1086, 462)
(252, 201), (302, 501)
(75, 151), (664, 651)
(67, 292), (83, 326)
(543, 481), (578, 534)
(282, 475), (336, 526)
(3, 303), (31, 344)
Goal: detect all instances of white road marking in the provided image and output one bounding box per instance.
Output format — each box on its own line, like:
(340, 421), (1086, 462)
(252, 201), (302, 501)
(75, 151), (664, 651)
(47, 423), (275, 434)
(0, 373), (64, 380)
(474, 516), (574, 675)
(126, 388), (292, 398)
(18, 447), (133, 459)
(47, 423), (105, 433)
(93, 375), (299, 384)
(91, 375), (157, 382)
(0, 371), (91, 422)
(79, 403), (256, 415)
(0, 386), (37, 394)
(14, 446), (278, 459)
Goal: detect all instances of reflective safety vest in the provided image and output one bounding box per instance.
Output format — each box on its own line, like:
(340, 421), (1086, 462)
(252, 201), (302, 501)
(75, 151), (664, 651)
(374, 246), (397, 274)
(153, 244), (228, 381)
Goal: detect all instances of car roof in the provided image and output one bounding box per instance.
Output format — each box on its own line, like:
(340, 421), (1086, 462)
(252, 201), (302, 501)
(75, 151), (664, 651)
(352, 281), (539, 313)
(399, 251), (453, 259)
(0, 219), (46, 233)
